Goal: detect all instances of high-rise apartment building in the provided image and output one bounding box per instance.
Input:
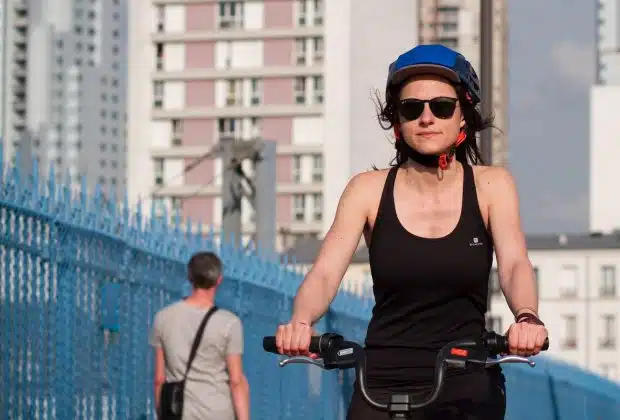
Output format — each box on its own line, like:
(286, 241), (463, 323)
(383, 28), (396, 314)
(418, 0), (509, 166)
(0, 0), (127, 193)
(127, 0), (417, 249)
(591, 1), (620, 232)
(597, 0), (620, 84)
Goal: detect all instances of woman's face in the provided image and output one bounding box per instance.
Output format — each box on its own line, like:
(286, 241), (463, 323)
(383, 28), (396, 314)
(397, 74), (465, 156)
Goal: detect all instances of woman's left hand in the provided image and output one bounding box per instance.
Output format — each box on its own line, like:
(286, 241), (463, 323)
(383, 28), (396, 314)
(506, 321), (548, 356)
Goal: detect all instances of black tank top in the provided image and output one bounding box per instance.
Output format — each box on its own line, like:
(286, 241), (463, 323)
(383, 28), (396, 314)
(364, 162), (493, 390)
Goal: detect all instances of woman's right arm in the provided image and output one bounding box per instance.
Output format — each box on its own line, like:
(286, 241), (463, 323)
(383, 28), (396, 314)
(276, 173), (370, 355)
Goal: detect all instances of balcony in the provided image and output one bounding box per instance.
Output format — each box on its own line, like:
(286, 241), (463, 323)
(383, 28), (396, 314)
(558, 288), (578, 299)
(152, 182), (323, 198)
(13, 49), (27, 62)
(14, 0), (27, 12)
(152, 104), (323, 120)
(599, 338), (616, 350)
(152, 27), (323, 44)
(150, 144), (323, 159)
(152, 65), (323, 81)
(562, 338), (577, 349)
(14, 16), (28, 28)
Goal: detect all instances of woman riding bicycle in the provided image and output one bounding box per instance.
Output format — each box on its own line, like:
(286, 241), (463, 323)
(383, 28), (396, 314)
(273, 44), (549, 419)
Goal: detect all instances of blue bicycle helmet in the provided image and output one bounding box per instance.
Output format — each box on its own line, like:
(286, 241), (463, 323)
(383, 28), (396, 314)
(386, 44), (481, 105)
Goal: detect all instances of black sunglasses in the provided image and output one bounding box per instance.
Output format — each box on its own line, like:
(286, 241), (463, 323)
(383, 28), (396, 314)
(398, 97), (458, 121)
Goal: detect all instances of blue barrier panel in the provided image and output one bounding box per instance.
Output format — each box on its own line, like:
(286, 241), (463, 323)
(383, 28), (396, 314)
(1, 151), (619, 419)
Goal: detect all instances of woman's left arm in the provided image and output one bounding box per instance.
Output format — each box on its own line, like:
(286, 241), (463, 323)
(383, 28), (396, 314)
(485, 167), (548, 356)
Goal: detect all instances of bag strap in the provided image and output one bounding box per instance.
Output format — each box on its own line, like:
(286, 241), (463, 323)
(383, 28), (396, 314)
(183, 305), (218, 379)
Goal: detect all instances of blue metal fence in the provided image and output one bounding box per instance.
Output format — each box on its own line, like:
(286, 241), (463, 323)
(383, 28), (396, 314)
(1, 156), (619, 419)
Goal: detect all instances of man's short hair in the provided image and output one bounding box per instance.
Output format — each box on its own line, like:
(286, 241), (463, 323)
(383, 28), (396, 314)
(187, 252), (222, 289)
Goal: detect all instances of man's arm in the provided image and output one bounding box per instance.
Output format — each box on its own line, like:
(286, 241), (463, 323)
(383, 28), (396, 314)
(226, 318), (249, 420)
(154, 348), (166, 411)
(149, 313), (166, 414)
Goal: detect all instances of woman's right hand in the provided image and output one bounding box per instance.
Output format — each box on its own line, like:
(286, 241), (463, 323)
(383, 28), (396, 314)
(275, 320), (318, 357)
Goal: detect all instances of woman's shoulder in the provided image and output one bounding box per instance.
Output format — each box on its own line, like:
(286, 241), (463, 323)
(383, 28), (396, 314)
(346, 167), (393, 194)
(471, 164), (519, 198)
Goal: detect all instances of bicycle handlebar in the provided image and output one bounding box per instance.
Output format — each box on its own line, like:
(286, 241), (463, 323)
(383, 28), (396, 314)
(263, 332), (549, 417)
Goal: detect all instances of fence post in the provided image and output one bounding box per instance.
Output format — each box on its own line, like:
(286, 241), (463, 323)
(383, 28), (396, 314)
(53, 221), (77, 418)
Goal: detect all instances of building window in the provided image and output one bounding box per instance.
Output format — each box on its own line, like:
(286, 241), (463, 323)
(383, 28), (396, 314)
(250, 117), (261, 139)
(313, 0), (323, 25)
(154, 159), (164, 185)
(156, 5), (165, 32)
(293, 194), (306, 222)
(171, 197), (182, 219)
(296, 0), (307, 26)
(292, 155), (302, 183)
(600, 265), (616, 297)
(155, 43), (164, 70)
(313, 37), (324, 64)
(489, 268), (501, 297)
(312, 193), (322, 222)
(294, 77), (306, 104)
(313, 76), (324, 104)
(226, 79), (242, 106)
(219, 1), (244, 29)
(561, 314), (577, 349)
(311, 154), (323, 182)
(600, 314), (616, 349)
(218, 118), (240, 139)
(153, 198), (166, 217)
(295, 38), (307, 65)
(171, 119), (182, 146)
(486, 315), (502, 333)
(600, 364), (618, 381)
(438, 37), (458, 49)
(250, 78), (261, 105)
(153, 81), (163, 108)
(559, 265), (578, 298)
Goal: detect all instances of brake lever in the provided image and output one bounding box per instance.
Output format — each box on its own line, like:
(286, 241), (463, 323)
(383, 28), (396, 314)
(485, 355), (536, 368)
(279, 356), (326, 369)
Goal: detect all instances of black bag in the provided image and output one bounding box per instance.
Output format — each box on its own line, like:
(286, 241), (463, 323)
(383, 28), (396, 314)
(159, 305), (218, 420)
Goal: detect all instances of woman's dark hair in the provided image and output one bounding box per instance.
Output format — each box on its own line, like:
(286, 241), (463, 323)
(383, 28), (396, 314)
(373, 78), (496, 168)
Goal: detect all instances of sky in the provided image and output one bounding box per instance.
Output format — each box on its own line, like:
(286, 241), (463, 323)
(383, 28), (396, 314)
(506, 0), (596, 234)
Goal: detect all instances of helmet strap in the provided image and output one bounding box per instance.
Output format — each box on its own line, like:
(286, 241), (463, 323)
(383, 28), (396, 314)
(395, 127), (467, 170)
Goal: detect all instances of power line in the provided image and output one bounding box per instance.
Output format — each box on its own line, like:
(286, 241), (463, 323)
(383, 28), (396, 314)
(149, 147), (219, 198)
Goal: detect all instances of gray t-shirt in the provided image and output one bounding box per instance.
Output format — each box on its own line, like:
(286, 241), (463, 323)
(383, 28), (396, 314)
(150, 301), (244, 420)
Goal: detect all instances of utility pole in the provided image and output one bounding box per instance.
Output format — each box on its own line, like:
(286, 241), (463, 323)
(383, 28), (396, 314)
(480, 0), (493, 166)
(480, 0), (494, 326)
(219, 137), (277, 254)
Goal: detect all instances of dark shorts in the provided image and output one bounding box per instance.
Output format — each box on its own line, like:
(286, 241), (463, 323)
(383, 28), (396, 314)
(346, 368), (506, 420)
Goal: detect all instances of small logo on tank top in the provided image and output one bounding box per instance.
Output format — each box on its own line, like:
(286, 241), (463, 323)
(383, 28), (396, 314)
(469, 236), (483, 247)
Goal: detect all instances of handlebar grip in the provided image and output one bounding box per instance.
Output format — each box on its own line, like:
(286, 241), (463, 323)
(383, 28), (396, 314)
(263, 336), (278, 354)
(494, 335), (549, 354)
(309, 336), (322, 354)
(262, 336), (323, 355)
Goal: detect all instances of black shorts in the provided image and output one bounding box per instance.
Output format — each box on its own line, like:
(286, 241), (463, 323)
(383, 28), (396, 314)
(346, 368), (506, 420)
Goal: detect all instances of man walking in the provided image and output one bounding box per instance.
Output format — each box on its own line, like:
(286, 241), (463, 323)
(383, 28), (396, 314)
(150, 251), (250, 420)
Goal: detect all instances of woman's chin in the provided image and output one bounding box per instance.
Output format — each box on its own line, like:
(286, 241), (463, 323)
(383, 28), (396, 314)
(409, 144), (447, 156)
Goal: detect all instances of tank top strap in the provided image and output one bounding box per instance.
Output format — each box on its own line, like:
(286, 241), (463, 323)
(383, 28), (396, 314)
(374, 166), (399, 230)
(460, 161), (487, 231)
